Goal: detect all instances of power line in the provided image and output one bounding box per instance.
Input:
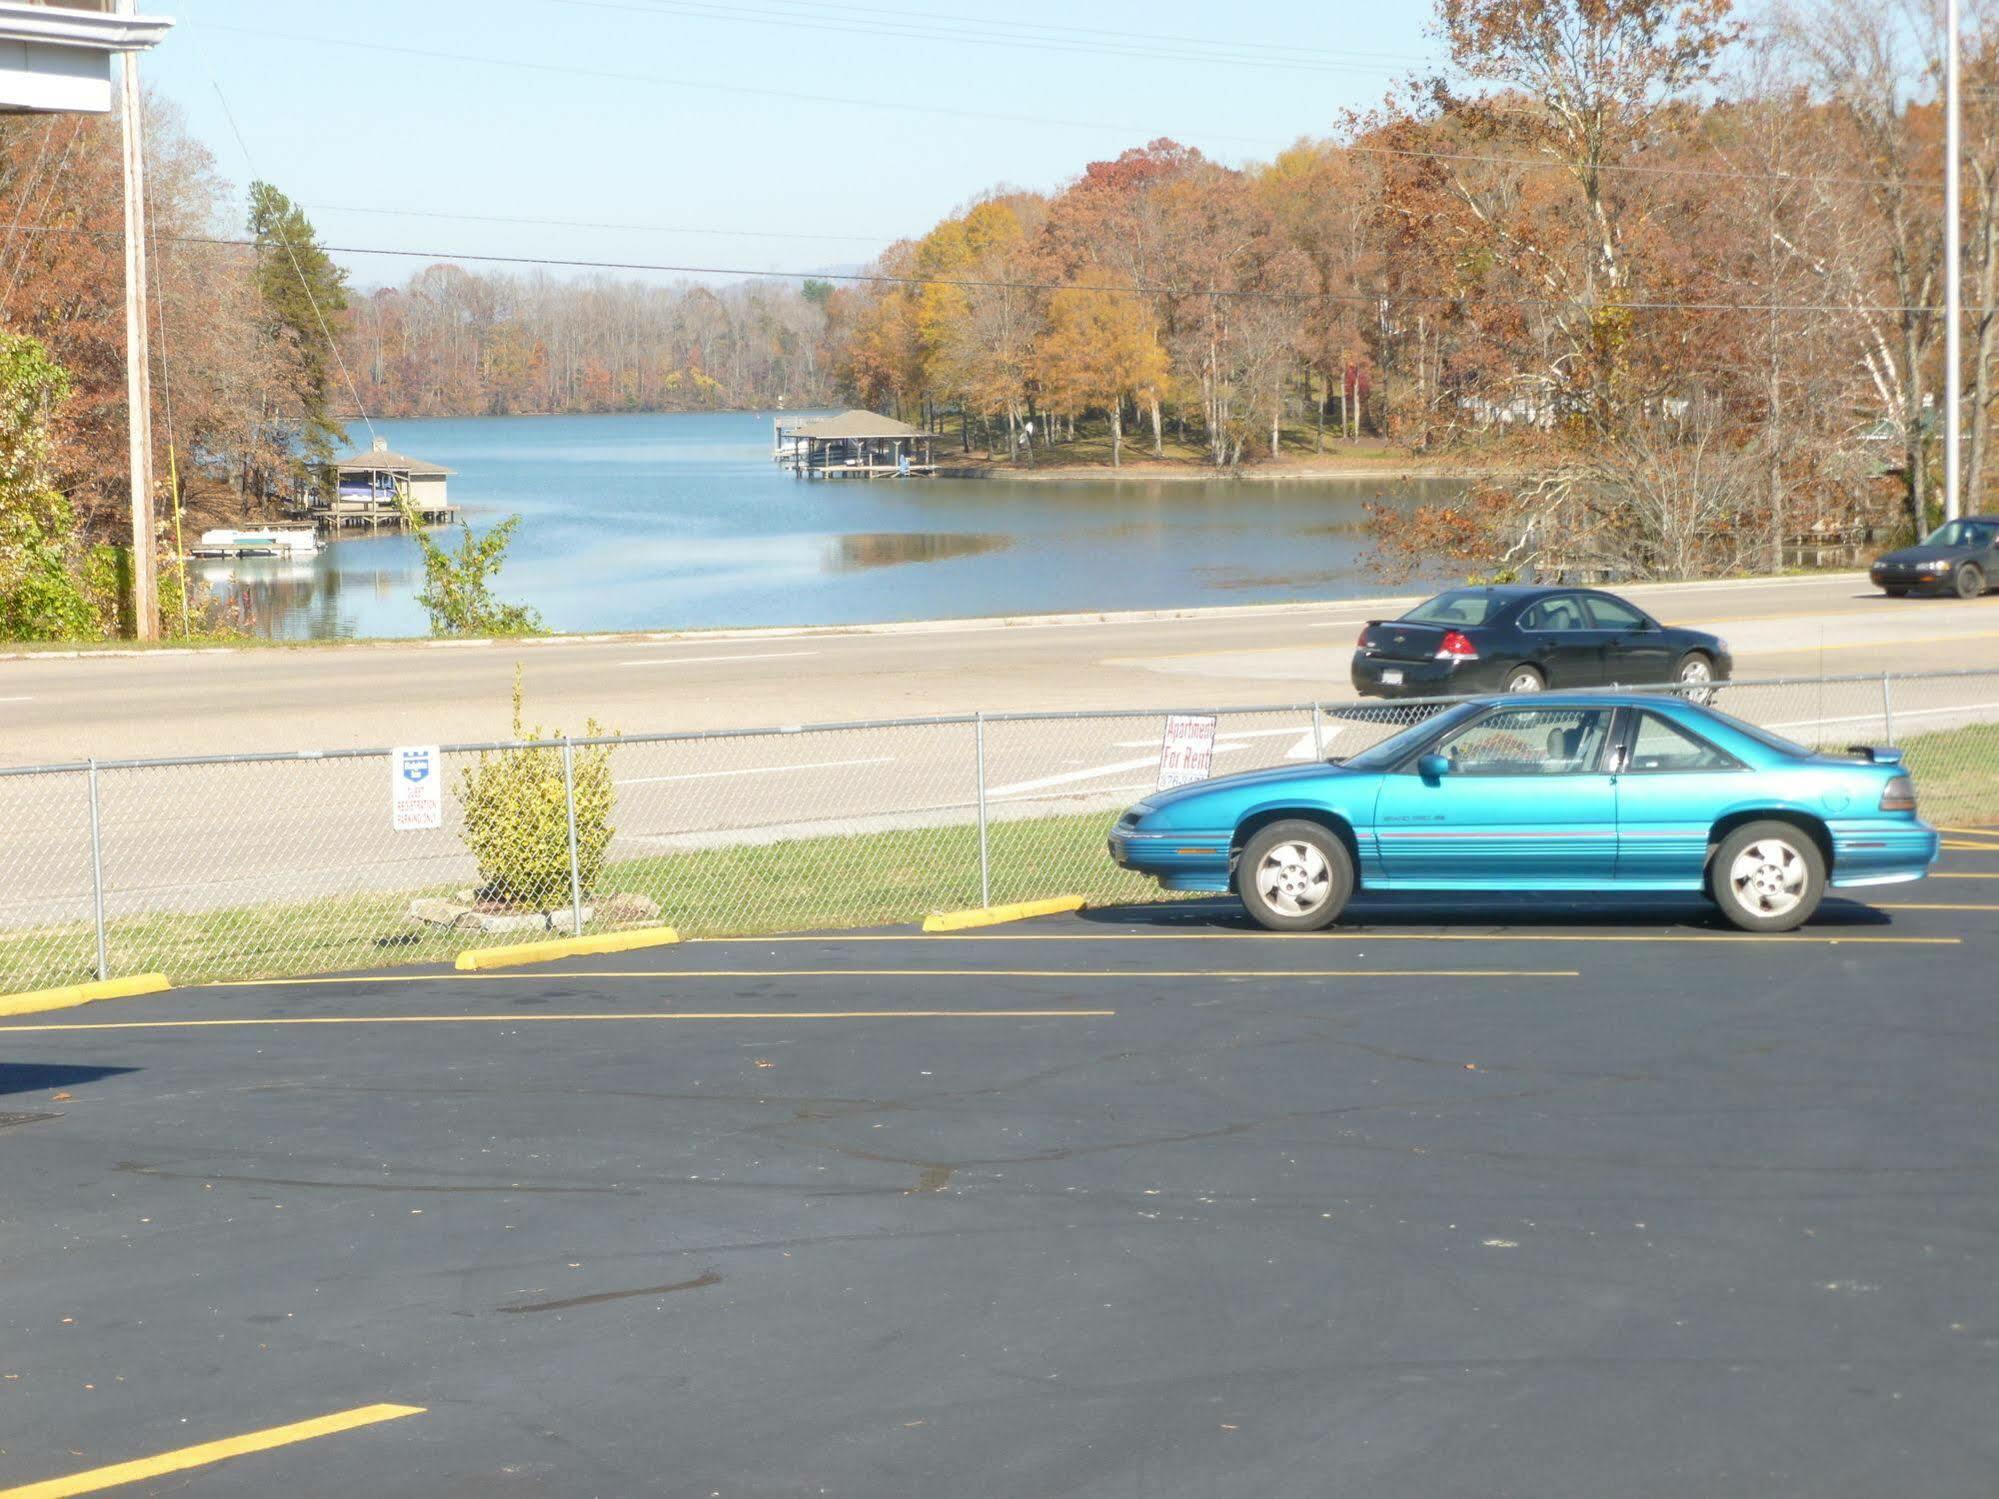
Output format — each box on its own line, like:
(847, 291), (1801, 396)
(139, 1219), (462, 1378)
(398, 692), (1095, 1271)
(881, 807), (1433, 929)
(542, 0), (1428, 79)
(16, 225), (1986, 318)
(757, 0), (1440, 67)
(208, 80), (376, 446)
(202, 24), (1943, 192)
(301, 202), (894, 247)
(0, 116), (84, 310)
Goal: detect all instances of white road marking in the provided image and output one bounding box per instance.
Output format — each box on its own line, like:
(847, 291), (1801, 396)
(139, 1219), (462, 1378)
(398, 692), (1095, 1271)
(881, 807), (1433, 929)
(620, 650), (819, 667)
(1110, 725), (1315, 748)
(617, 755), (892, 787)
(988, 743), (1250, 799)
(0, 695), (32, 703)
(1767, 700), (1999, 731)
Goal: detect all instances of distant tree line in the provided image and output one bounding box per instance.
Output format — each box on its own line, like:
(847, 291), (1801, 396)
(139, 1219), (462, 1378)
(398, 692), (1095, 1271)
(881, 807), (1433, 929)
(342, 268), (833, 417)
(823, 0), (1999, 578)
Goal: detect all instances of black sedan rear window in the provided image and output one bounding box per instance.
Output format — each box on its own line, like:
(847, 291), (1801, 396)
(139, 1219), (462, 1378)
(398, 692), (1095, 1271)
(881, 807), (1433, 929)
(1400, 590), (1506, 626)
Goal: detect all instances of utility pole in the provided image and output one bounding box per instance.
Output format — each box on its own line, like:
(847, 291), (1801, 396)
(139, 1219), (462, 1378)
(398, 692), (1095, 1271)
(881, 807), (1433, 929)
(119, 0), (157, 639)
(1944, 0), (1963, 524)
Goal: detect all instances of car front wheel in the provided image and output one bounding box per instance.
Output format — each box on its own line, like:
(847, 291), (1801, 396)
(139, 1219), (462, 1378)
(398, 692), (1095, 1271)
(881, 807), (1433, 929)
(1237, 820), (1354, 932)
(1711, 821), (1825, 933)
(1956, 563), (1986, 600)
(1882, 585), (1909, 598)
(1674, 651), (1717, 702)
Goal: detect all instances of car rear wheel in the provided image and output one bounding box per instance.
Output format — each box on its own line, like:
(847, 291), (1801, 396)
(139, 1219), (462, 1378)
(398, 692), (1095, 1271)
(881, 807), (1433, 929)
(1237, 820), (1354, 932)
(1711, 821), (1825, 933)
(1956, 563), (1986, 600)
(1503, 665), (1545, 693)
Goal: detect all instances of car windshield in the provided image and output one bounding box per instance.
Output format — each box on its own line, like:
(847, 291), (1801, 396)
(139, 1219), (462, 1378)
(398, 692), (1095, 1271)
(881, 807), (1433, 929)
(1399, 590), (1507, 626)
(1340, 703), (1482, 769)
(1688, 703), (1815, 760)
(1924, 520), (1996, 549)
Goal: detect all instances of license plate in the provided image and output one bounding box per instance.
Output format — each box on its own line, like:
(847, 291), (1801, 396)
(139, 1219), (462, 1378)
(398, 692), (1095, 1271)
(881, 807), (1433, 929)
(1381, 669), (1404, 685)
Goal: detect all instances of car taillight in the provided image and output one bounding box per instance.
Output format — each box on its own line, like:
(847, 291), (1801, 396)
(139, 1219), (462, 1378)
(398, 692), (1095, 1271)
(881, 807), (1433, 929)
(1435, 630), (1478, 661)
(1357, 626), (1370, 647)
(1880, 775), (1917, 812)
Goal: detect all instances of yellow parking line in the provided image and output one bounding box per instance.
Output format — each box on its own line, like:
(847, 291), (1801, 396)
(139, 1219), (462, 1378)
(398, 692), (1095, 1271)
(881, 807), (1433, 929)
(679, 932), (1958, 946)
(0, 1403), (423, 1499)
(206, 968), (1579, 989)
(1943, 841), (1999, 851)
(1875, 903), (1999, 911)
(1932, 872), (1999, 878)
(1937, 827), (1999, 836)
(0, 1010), (1118, 1034)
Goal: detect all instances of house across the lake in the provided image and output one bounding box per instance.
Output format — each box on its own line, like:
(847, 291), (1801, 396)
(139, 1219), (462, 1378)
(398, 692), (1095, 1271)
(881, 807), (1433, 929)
(773, 410), (938, 479)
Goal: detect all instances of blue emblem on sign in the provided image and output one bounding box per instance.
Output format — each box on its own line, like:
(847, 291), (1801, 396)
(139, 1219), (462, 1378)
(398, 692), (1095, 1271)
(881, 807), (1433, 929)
(402, 752), (431, 784)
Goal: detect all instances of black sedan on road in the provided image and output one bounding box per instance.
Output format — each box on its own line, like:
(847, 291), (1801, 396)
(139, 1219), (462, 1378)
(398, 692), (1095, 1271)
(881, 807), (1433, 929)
(1351, 585), (1733, 699)
(1870, 517), (1999, 599)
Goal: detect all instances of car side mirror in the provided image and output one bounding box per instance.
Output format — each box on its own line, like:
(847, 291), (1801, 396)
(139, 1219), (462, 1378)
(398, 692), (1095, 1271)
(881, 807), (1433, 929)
(1416, 753), (1450, 780)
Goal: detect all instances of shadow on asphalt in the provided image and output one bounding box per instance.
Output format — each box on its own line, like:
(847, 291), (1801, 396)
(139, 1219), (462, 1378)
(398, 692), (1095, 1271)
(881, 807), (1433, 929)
(0, 1062), (138, 1097)
(1077, 892), (1898, 932)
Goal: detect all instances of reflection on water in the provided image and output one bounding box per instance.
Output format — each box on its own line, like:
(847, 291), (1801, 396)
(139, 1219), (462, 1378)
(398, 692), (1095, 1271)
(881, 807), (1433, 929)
(828, 531), (1009, 571)
(194, 555), (424, 641)
(218, 412), (1467, 639)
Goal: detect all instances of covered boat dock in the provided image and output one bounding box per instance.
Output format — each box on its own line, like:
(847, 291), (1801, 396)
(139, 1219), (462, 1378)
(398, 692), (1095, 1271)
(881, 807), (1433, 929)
(291, 438), (460, 533)
(774, 410), (938, 479)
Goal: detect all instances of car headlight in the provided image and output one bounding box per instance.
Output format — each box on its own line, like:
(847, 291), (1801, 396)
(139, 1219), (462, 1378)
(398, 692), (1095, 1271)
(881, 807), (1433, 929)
(1928, 560), (1952, 571)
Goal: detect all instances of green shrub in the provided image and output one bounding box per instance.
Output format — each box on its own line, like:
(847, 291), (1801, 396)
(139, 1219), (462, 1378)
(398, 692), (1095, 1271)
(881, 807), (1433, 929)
(458, 672), (616, 908)
(395, 494), (543, 637)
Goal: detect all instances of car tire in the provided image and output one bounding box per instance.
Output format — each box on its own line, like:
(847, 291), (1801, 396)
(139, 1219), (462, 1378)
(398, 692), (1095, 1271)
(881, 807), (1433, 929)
(1237, 820), (1354, 933)
(1673, 650), (1716, 702)
(1709, 820), (1826, 933)
(1882, 585), (1909, 598)
(1956, 563), (1986, 600)
(1503, 664), (1546, 693)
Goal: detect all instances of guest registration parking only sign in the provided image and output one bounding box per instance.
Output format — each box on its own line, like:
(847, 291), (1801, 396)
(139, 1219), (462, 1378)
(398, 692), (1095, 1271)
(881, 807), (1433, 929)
(1158, 715), (1218, 790)
(391, 745), (444, 831)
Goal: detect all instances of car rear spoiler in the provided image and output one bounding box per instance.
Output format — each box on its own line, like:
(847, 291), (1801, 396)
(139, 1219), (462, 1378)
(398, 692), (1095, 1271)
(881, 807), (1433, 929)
(1845, 745), (1904, 765)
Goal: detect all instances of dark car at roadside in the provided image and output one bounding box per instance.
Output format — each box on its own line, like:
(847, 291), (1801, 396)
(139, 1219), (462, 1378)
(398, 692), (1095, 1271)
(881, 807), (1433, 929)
(1870, 517), (1998, 599)
(1351, 585), (1732, 699)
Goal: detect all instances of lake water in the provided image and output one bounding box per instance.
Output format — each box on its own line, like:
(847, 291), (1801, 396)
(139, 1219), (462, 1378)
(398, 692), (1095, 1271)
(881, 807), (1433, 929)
(197, 412), (1465, 639)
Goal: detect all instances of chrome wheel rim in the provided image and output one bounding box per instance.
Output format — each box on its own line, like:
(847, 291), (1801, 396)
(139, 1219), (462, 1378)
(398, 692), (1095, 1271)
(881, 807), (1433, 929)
(1256, 840), (1333, 918)
(1728, 839), (1808, 919)
(1507, 670), (1542, 693)
(1679, 657), (1712, 684)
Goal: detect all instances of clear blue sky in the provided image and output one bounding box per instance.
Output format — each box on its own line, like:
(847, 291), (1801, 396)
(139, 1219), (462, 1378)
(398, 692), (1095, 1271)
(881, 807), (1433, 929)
(145, 0), (1442, 289)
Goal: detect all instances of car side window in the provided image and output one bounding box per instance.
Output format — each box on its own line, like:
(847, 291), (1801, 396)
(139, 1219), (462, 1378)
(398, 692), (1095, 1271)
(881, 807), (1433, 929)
(1625, 712), (1740, 774)
(1519, 595), (1586, 632)
(1582, 595), (1646, 631)
(1427, 706), (1616, 776)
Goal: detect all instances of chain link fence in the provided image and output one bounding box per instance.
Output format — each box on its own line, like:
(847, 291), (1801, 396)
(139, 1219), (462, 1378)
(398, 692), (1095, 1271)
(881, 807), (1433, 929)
(3, 669), (1995, 994)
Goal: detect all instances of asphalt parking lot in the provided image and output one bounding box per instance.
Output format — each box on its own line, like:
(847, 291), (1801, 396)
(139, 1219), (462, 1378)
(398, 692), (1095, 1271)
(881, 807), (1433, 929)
(3, 835), (1997, 1498)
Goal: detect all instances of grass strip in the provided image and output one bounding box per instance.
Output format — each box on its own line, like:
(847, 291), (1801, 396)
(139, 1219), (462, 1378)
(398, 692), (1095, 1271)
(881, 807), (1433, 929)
(0, 811), (1149, 993)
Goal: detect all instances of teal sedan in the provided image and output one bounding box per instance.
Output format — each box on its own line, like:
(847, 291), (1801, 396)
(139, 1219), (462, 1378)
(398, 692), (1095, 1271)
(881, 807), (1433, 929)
(1109, 694), (1938, 933)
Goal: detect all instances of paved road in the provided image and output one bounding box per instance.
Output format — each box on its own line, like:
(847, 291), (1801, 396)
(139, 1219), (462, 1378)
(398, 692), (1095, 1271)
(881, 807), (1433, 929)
(2, 845), (1996, 1497)
(5, 573), (1999, 764)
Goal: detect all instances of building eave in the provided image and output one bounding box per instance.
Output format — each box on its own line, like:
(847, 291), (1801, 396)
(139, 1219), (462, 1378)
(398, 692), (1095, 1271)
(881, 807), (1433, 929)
(0, 4), (174, 53)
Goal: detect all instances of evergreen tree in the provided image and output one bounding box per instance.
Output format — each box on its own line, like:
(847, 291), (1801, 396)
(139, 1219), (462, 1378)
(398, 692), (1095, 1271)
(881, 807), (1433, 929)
(248, 180), (349, 463)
